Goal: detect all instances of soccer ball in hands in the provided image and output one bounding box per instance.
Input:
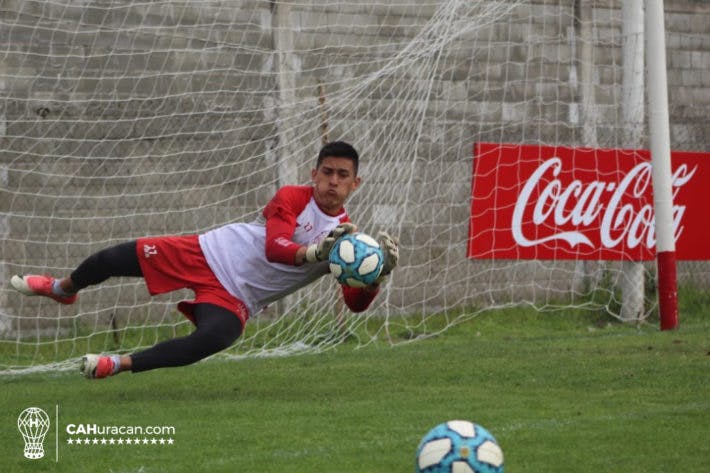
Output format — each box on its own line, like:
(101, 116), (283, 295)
(415, 420), (504, 473)
(328, 232), (384, 288)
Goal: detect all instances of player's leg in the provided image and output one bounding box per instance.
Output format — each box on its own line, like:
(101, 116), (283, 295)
(81, 303), (243, 378)
(10, 241), (141, 304)
(70, 241), (143, 289)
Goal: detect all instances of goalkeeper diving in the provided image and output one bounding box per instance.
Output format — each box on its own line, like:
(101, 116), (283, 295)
(10, 141), (399, 379)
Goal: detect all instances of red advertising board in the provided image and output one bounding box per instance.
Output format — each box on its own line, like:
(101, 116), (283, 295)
(468, 143), (710, 261)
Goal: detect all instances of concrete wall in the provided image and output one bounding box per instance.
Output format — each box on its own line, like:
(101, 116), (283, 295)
(1, 0), (708, 332)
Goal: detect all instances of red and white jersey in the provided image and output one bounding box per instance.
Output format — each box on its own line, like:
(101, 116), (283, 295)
(199, 185), (359, 317)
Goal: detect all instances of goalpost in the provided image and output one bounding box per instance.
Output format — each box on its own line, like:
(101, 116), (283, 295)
(645, 0), (678, 330)
(1, 0), (705, 374)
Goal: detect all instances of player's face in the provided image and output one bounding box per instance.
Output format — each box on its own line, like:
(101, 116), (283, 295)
(311, 156), (361, 215)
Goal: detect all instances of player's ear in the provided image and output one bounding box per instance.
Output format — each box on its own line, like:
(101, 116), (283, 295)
(310, 167), (318, 182)
(352, 175), (362, 190)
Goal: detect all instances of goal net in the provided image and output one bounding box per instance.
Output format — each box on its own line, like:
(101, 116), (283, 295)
(1, 0), (707, 374)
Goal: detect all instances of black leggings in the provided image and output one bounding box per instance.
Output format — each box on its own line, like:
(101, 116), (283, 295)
(71, 241), (143, 288)
(130, 303), (242, 372)
(70, 241), (243, 372)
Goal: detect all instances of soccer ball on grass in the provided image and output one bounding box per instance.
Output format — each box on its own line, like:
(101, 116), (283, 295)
(328, 232), (384, 288)
(415, 420), (504, 473)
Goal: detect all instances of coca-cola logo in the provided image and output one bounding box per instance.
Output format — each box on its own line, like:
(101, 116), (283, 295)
(469, 143), (710, 261)
(512, 157), (696, 251)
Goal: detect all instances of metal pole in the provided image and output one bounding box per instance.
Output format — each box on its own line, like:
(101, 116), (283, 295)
(645, 0), (678, 329)
(620, 0), (645, 322)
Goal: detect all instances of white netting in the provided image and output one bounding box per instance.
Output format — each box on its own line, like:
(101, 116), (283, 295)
(1, 0), (708, 373)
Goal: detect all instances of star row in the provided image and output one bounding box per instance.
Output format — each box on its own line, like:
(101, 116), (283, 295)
(66, 437), (174, 446)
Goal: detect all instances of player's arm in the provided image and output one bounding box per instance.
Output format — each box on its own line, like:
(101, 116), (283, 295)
(263, 188), (306, 265)
(341, 285), (379, 313)
(263, 187), (356, 265)
(264, 212), (355, 266)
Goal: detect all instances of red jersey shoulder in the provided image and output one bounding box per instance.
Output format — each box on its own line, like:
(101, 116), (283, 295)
(265, 185), (351, 223)
(263, 185), (313, 219)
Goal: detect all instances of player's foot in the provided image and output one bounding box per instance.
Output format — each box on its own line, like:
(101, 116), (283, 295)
(10, 274), (78, 305)
(80, 354), (116, 379)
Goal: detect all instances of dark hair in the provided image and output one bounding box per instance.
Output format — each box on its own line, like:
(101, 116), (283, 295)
(317, 141), (359, 174)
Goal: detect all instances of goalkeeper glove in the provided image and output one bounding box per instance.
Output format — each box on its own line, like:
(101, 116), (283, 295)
(305, 222), (357, 263)
(374, 231), (399, 285)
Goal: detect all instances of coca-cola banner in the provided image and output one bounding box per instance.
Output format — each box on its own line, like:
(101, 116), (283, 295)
(468, 142), (710, 261)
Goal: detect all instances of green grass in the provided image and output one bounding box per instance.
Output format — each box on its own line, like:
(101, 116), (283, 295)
(1, 302), (708, 472)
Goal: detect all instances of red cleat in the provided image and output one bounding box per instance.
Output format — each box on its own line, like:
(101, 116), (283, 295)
(10, 274), (78, 305)
(80, 354), (115, 379)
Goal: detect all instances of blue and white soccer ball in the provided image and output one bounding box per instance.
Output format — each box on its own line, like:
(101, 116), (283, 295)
(415, 420), (504, 473)
(328, 232), (384, 288)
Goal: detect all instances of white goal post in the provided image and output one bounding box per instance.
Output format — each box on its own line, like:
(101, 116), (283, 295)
(645, 0), (678, 330)
(1, 0), (707, 374)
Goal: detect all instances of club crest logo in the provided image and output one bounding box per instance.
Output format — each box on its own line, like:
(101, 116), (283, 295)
(17, 407), (50, 459)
